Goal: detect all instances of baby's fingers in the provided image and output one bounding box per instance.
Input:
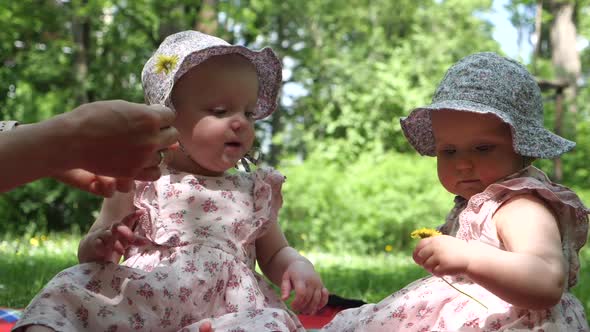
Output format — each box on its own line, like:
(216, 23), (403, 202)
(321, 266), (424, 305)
(93, 230), (115, 257)
(413, 239), (433, 265)
(111, 210), (143, 242)
(319, 287), (329, 310)
(280, 274), (292, 301)
(290, 279), (311, 312)
(302, 287), (323, 315)
(120, 210), (142, 229)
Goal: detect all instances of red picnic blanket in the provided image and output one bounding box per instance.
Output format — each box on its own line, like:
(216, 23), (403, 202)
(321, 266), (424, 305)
(1, 295), (362, 331)
(0, 307), (340, 331)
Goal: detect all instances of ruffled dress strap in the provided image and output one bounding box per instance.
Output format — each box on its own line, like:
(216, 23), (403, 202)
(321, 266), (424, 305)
(458, 166), (589, 289)
(248, 167), (286, 242)
(133, 179), (160, 238)
(438, 196), (467, 236)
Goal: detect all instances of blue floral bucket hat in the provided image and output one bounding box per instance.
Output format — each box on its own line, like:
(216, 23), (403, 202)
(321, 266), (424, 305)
(400, 52), (575, 159)
(142, 30), (282, 120)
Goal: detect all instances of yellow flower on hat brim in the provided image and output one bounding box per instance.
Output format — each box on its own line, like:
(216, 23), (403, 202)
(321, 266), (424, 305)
(155, 54), (179, 75)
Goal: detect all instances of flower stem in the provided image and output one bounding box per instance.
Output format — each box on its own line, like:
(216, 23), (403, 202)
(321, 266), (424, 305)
(440, 276), (488, 310)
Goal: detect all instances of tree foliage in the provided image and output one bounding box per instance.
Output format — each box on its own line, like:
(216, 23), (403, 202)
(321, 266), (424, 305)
(0, 1), (588, 247)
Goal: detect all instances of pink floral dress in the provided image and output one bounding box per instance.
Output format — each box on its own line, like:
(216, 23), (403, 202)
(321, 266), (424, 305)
(322, 166), (589, 332)
(13, 167), (304, 332)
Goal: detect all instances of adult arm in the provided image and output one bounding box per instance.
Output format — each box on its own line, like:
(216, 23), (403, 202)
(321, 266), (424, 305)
(0, 100), (178, 193)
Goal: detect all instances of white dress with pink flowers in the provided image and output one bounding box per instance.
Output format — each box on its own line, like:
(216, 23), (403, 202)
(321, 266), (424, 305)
(13, 167), (304, 332)
(322, 166), (589, 332)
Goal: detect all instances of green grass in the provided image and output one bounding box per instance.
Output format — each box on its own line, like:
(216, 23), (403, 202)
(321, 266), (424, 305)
(1, 234), (589, 326)
(0, 234), (79, 307)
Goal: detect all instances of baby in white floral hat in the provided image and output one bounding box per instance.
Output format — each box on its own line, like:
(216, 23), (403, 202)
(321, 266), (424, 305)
(14, 31), (327, 332)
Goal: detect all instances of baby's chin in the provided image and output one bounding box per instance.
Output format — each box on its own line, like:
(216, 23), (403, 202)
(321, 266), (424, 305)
(167, 155), (229, 176)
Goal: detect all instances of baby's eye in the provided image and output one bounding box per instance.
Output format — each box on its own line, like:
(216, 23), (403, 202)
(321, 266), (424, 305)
(476, 145), (494, 152)
(440, 148), (456, 156)
(245, 111), (255, 119)
(210, 107), (227, 115)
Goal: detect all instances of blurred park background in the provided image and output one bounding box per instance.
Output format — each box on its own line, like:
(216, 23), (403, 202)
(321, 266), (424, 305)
(1, 0), (589, 321)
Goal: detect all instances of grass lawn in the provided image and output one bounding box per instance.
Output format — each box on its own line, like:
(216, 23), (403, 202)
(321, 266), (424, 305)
(1, 233), (589, 326)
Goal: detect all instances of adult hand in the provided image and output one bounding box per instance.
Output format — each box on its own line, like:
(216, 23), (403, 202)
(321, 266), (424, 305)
(58, 100), (178, 181)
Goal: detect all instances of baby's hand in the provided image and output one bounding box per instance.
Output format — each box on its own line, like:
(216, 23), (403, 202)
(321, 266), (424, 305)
(78, 210), (148, 263)
(280, 260), (329, 315)
(412, 235), (472, 276)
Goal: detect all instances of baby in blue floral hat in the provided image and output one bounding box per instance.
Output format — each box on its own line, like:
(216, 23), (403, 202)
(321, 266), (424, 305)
(322, 52), (589, 331)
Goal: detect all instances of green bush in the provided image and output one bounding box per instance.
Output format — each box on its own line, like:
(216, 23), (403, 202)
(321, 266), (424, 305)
(0, 179), (100, 235)
(280, 151), (453, 254)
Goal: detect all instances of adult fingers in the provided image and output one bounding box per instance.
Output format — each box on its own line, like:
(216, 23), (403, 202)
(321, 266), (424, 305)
(146, 149), (166, 168)
(115, 178), (134, 193)
(148, 104), (176, 128)
(133, 166), (162, 182)
(88, 176), (117, 197)
(156, 126), (179, 149)
(53, 169), (116, 197)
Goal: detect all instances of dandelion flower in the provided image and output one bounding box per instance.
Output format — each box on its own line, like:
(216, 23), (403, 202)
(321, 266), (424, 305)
(30, 237), (40, 247)
(409, 226), (487, 309)
(410, 227), (442, 239)
(384, 244), (393, 252)
(155, 54), (179, 75)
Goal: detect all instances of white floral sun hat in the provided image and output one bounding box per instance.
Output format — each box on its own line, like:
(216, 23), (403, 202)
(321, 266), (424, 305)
(400, 52), (575, 159)
(142, 30), (282, 120)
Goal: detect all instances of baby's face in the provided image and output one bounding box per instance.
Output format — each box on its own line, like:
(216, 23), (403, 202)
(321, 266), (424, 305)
(170, 54), (259, 176)
(431, 110), (523, 199)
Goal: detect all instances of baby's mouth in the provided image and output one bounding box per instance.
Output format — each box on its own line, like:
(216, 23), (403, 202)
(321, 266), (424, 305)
(225, 142), (242, 148)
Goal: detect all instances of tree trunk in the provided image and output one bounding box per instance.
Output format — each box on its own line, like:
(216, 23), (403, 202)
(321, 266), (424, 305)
(532, 0), (543, 73)
(267, 12), (285, 167)
(197, 0), (218, 35)
(549, 1), (580, 86)
(547, 0), (580, 180)
(71, 0), (90, 104)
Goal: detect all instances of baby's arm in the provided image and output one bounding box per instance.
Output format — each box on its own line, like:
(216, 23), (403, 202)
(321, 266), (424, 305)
(256, 222), (329, 314)
(466, 194), (566, 309)
(77, 191), (138, 263)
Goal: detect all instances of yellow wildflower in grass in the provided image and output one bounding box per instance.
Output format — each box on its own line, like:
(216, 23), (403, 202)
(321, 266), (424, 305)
(155, 54), (179, 75)
(29, 237), (40, 247)
(384, 244), (393, 252)
(410, 227), (442, 239)
(410, 227), (487, 310)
